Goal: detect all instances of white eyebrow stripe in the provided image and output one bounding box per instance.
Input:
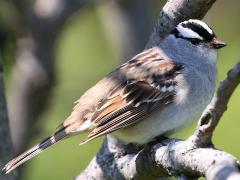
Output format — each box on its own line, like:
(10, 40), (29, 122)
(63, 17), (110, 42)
(176, 25), (203, 40)
(189, 19), (213, 34)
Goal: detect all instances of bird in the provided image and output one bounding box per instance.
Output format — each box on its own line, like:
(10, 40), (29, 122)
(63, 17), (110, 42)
(2, 19), (226, 174)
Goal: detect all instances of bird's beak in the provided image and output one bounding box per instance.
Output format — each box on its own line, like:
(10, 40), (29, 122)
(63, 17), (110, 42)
(210, 37), (226, 49)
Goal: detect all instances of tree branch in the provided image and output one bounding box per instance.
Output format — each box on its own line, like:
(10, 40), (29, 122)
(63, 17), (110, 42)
(0, 58), (18, 179)
(9, 0), (93, 153)
(190, 63), (240, 146)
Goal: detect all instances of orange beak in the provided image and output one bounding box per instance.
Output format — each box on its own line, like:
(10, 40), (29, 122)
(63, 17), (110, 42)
(210, 37), (226, 49)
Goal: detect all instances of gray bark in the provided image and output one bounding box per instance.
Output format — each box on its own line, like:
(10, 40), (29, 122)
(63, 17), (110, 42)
(76, 135), (240, 180)
(0, 58), (18, 180)
(9, 0), (94, 153)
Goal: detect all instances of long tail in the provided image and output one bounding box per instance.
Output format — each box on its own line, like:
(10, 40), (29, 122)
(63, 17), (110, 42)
(2, 127), (68, 174)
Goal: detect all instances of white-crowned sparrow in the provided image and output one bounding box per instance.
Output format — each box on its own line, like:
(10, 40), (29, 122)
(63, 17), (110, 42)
(3, 19), (226, 174)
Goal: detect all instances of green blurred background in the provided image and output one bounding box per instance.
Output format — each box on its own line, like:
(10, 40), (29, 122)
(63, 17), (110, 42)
(1, 0), (240, 179)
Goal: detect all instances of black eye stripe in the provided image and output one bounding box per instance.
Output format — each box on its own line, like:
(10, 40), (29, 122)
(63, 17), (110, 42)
(189, 38), (201, 45)
(181, 22), (215, 42)
(171, 28), (180, 37)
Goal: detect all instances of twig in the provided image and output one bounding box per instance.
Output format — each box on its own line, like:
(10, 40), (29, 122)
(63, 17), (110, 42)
(190, 63), (240, 146)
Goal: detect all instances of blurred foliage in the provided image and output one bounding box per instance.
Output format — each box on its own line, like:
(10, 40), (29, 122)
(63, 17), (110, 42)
(1, 0), (239, 179)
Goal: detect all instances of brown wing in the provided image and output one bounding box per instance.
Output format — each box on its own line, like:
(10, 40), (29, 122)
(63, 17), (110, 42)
(82, 47), (183, 143)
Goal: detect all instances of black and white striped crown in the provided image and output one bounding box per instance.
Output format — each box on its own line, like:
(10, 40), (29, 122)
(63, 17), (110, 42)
(171, 19), (215, 42)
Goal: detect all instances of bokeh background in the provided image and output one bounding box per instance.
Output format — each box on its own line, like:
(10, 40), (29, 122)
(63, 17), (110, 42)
(0, 0), (239, 179)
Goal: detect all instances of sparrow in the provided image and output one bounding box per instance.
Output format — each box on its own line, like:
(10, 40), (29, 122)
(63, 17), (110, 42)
(3, 19), (226, 174)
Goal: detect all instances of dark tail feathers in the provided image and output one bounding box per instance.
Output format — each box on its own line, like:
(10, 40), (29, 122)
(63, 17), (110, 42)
(2, 127), (67, 174)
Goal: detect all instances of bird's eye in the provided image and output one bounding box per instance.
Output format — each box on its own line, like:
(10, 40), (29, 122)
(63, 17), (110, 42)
(189, 38), (201, 45)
